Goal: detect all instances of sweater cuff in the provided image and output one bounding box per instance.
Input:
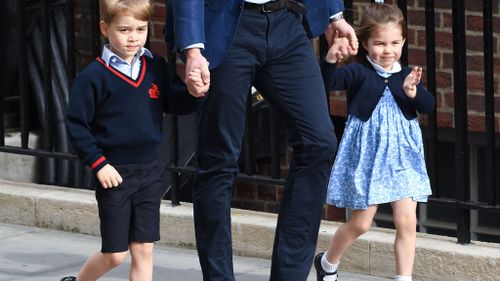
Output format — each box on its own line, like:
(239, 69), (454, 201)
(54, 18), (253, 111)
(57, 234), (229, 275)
(89, 156), (109, 173)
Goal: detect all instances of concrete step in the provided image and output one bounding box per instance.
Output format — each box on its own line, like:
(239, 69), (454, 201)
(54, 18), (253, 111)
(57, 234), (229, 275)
(0, 179), (499, 281)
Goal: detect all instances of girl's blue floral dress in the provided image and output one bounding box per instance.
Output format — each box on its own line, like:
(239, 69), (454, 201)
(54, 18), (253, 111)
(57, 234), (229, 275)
(326, 58), (432, 210)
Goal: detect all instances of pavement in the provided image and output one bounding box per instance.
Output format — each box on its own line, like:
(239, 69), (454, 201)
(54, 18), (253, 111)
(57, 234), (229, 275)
(0, 223), (391, 281)
(1, 179), (500, 281)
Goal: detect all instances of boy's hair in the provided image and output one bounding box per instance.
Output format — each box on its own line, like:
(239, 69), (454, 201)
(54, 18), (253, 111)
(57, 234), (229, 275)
(99, 0), (153, 23)
(355, 3), (406, 61)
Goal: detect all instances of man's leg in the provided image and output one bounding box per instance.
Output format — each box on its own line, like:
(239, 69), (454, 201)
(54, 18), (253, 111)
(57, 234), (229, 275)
(252, 10), (338, 281)
(194, 75), (247, 281)
(193, 9), (268, 281)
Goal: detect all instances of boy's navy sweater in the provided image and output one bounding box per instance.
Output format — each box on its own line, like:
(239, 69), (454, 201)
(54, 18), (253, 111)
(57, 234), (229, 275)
(323, 58), (435, 121)
(66, 54), (201, 172)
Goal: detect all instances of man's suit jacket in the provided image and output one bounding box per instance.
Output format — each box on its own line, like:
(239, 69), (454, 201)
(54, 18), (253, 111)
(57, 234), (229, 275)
(168, 0), (344, 69)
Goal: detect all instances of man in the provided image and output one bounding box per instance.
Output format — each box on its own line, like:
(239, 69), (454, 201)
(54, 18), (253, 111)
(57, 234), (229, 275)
(167, 1), (357, 280)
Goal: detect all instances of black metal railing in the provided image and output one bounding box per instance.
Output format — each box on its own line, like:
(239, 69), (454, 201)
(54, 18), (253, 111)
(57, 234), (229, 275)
(426, 0), (499, 244)
(0, 0), (499, 244)
(0, 0), (89, 188)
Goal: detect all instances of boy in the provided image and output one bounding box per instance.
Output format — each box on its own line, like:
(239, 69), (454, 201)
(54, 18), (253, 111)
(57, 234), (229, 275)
(61, 1), (203, 280)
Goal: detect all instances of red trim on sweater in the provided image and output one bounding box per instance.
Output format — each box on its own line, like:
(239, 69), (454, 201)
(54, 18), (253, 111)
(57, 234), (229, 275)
(96, 56), (147, 88)
(90, 156), (106, 170)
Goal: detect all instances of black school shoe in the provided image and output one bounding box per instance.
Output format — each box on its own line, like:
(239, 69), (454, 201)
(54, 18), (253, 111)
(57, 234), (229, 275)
(59, 276), (76, 281)
(314, 252), (338, 281)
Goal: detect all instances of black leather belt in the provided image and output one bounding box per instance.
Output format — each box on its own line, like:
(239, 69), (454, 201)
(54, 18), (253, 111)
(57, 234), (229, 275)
(243, 0), (307, 14)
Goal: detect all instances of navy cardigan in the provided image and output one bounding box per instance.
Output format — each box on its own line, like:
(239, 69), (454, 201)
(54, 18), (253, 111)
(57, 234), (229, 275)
(322, 58), (435, 121)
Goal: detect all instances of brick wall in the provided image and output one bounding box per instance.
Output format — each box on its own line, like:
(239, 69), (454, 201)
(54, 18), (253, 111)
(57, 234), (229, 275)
(72, 1), (500, 219)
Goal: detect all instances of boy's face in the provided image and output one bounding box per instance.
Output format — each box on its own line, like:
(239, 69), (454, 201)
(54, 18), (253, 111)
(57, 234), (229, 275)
(362, 22), (405, 71)
(100, 13), (148, 64)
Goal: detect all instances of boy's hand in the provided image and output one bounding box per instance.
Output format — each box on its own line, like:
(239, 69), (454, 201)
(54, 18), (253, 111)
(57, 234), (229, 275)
(184, 48), (210, 97)
(403, 66), (422, 99)
(96, 164), (123, 189)
(326, 31), (352, 63)
(187, 68), (207, 97)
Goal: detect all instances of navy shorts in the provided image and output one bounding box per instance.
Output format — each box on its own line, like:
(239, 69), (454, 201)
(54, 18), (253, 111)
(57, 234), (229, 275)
(95, 160), (165, 253)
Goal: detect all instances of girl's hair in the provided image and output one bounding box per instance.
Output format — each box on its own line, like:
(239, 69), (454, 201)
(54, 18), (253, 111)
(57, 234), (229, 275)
(355, 3), (406, 61)
(99, 0), (152, 23)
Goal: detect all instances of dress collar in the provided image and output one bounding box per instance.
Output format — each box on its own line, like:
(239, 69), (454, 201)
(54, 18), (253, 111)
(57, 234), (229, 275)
(366, 55), (401, 75)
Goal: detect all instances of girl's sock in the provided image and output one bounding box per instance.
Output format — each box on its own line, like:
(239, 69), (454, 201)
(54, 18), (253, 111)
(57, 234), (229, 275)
(394, 275), (412, 281)
(321, 252), (339, 273)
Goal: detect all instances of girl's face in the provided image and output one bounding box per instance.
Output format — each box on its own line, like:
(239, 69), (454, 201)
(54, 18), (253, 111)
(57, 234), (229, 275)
(100, 13), (148, 64)
(362, 22), (405, 71)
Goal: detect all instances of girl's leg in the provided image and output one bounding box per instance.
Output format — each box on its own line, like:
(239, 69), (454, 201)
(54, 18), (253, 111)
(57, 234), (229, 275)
(391, 198), (417, 276)
(129, 242), (154, 281)
(325, 205), (378, 263)
(76, 251), (128, 281)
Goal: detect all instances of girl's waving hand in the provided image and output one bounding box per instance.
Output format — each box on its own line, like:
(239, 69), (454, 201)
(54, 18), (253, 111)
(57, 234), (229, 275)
(403, 66), (422, 99)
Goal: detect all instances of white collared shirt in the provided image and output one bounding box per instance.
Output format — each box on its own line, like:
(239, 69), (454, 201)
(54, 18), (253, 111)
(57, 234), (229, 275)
(245, 0), (273, 3)
(101, 45), (154, 79)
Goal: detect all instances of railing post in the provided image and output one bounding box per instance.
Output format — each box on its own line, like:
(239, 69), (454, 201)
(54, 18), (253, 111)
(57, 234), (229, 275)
(66, 0), (79, 187)
(0, 2), (10, 146)
(482, 0), (496, 206)
(18, 0), (29, 149)
(452, 0), (470, 244)
(66, 0), (76, 82)
(425, 0), (438, 196)
(397, 0), (408, 66)
(41, 0), (55, 184)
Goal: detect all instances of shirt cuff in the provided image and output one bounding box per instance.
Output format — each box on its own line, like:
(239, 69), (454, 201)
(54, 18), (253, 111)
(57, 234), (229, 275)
(329, 12), (344, 22)
(181, 43), (205, 51)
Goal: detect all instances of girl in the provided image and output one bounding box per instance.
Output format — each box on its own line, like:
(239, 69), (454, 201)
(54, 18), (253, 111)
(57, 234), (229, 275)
(315, 3), (435, 281)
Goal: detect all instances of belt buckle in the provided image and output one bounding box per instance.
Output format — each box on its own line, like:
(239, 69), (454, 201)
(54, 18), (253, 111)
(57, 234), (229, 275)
(261, 3), (272, 13)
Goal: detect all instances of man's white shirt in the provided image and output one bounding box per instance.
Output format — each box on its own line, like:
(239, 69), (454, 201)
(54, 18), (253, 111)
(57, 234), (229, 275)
(245, 0), (272, 3)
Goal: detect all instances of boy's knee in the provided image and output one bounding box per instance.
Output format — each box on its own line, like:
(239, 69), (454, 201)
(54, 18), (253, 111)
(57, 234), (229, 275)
(103, 252), (128, 268)
(130, 242), (153, 259)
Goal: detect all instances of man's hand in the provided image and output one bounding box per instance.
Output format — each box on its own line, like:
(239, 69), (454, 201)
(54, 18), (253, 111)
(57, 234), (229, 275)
(96, 164), (123, 189)
(325, 18), (358, 57)
(326, 31), (351, 63)
(184, 48), (210, 97)
(403, 66), (422, 99)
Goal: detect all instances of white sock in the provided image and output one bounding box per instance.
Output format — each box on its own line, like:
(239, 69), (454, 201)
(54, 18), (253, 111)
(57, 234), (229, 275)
(394, 275), (412, 281)
(321, 252), (339, 273)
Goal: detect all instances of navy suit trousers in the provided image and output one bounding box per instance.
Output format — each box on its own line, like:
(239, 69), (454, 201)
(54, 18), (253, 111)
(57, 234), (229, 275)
(193, 8), (337, 281)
